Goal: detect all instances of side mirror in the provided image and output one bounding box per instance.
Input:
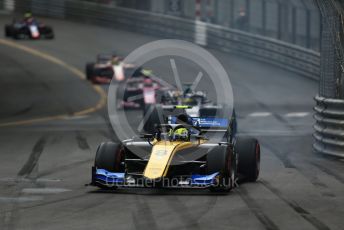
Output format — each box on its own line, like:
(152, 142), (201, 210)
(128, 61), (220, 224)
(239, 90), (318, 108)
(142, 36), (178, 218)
(141, 134), (153, 139)
(141, 133), (154, 146)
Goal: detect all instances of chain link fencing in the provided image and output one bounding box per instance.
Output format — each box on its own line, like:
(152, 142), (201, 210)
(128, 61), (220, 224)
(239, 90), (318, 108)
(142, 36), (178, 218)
(313, 0), (344, 157)
(89, 0), (321, 51)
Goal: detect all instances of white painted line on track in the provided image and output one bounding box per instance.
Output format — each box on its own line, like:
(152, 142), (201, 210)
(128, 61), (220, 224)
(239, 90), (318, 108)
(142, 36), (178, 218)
(22, 188), (71, 194)
(248, 112), (272, 117)
(247, 112), (310, 118)
(238, 130), (313, 136)
(0, 196), (43, 203)
(285, 112), (310, 118)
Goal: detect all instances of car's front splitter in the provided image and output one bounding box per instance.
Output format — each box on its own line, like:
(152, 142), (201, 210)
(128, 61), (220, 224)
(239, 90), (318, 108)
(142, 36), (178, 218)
(92, 168), (219, 188)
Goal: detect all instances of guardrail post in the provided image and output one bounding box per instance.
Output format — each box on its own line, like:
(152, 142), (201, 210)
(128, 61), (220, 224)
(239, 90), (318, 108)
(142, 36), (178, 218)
(277, 2), (282, 40)
(230, 0), (235, 28)
(291, 6), (297, 44)
(246, 0), (250, 32)
(262, 0), (266, 36)
(306, 9), (311, 49)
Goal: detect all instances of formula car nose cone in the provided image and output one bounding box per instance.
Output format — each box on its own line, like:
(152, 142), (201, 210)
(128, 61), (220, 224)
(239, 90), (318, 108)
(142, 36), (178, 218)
(143, 143), (175, 179)
(143, 141), (194, 179)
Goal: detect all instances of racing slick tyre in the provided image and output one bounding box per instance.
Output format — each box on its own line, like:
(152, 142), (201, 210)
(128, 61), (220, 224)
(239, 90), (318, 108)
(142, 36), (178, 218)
(44, 27), (54, 39)
(143, 104), (163, 133)
(207, 145), (237, 192)
(236, 137), (260, 182)
(44, 32), (54, 39)
(86, 63), (95, 81)
(94, 142), (124, 189)
(5, 25), (12, 37)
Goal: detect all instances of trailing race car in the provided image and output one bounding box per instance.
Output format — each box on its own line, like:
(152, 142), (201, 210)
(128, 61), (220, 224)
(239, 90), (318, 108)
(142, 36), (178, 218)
(91, 111), (260, 192)
(142, 83), (226, 131)
(5, 13), (54, 39)
(161, 83), (210, 104)
(86, 54), (138, 84)
(116, 72), (171, 110)
(158, 83), (213, 117)
(142, 102), (237, 134)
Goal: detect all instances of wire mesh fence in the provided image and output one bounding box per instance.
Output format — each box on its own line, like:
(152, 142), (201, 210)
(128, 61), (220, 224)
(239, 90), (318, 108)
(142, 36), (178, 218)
(1, 0), (320, 50)
(315, 0), (344, 98)
(85, 0), (321, 51)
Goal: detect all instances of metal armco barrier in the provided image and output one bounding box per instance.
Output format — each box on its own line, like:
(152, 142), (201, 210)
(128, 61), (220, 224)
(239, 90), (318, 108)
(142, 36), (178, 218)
(14, 0), (320, 81)
(206, 24), (320, 80)
(314, 95), (344, 157)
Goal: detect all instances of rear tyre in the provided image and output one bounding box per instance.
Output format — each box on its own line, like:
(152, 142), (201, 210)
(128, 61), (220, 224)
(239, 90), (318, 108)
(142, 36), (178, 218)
(94, 142), (124, 189)
(44, 27), (54, 39)
(236, 137), (260, 182)
(5, 25), (12, 37)
(207, 145), (236, 192)
(45, 32), (54, 39)
(86, 63), (95, 81)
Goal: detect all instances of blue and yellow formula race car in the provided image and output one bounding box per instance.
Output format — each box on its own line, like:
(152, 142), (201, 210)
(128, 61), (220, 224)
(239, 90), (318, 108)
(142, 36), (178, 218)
(91, 110), (260, 192)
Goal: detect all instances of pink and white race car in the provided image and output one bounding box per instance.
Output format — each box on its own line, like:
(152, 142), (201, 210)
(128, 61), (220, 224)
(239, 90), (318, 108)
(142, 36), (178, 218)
(117, 76), (163, 109)
(85, 54), (137, 84)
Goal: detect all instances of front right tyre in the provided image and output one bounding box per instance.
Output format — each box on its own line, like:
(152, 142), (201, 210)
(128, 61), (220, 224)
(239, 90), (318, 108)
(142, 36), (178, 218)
(207, 145), (236, 192)
(93, 142), (124, 189)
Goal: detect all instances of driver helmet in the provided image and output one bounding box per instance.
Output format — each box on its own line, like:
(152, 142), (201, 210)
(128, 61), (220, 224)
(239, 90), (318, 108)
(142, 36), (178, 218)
(169, 127), (189, 141)
(24, 12), (33, 22)
(142, 69), (153, 77)
(111, 56), (122, 65)
(182, 97), (196, 105)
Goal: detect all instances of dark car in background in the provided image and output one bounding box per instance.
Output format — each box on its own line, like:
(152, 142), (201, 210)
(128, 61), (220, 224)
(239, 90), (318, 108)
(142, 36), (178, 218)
(5, 13), (54, 39)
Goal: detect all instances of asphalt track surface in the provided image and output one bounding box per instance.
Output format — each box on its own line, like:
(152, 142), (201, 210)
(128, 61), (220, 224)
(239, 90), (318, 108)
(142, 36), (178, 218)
(0, 15), (343, 230)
